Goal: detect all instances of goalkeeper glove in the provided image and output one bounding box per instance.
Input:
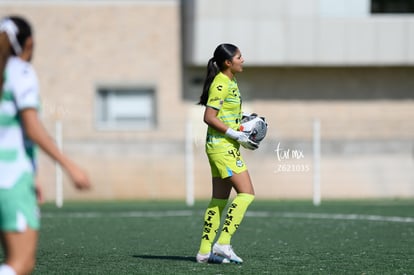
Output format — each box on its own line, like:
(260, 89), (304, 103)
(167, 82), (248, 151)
(225, 128), (258, 150)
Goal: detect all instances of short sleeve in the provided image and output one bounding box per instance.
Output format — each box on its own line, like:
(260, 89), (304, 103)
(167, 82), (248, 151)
(206, 82), (226, 110)
(13, 64), (39, 110)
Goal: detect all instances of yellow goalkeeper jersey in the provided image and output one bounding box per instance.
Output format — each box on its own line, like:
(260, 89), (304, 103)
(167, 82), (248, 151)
(205, 72), (242, 154)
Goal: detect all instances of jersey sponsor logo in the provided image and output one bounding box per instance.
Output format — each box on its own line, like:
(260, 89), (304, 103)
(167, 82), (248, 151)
(209, 96), (222, 103)
(222, 203), (237, 233)
(208, 96), (224, 107)
(202, 209), (217, 240)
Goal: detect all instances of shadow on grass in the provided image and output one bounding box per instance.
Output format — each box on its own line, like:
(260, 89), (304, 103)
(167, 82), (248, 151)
(133, 255), (195, 262)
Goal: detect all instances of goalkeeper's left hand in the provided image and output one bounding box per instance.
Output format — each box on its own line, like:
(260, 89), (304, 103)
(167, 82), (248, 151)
(237, 133), (259, 150)
(225, 128), (259, 150)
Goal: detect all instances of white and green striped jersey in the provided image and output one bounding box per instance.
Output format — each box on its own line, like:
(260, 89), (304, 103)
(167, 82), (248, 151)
(0, 56), (39, 189)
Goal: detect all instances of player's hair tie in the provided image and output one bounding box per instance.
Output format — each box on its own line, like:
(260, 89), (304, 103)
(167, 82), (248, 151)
(0, 18), (22, 55)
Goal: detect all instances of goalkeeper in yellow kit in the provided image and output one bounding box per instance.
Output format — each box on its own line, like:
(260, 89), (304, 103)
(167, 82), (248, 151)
(196, 43), (258, 264)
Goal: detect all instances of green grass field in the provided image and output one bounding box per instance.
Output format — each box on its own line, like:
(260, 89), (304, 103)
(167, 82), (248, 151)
(3, 199), (414, 274)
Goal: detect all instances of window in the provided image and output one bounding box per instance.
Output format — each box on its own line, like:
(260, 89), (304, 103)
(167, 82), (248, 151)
(319, 0), (369, 17)
(96, 86), (156, 130)
(371, 0), (414, 13)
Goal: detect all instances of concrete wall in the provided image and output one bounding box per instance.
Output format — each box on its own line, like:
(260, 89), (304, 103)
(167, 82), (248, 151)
(182, 0), (414, 200)
(186, 0), (414, 66)
(0, 1), (186, 201)
(186, 100), (414, 200)
(1, 0), (413, 202)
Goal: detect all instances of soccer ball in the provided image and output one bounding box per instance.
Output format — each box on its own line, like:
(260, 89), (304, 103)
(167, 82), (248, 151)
(239, 114), (268, 143)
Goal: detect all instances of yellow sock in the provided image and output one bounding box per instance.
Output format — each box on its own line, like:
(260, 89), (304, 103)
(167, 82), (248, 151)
(217, 193), (255, 245)
(198, 198), (228, 254)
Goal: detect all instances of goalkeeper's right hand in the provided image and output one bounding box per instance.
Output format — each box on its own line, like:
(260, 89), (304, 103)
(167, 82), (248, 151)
(225, 128), (259, 150)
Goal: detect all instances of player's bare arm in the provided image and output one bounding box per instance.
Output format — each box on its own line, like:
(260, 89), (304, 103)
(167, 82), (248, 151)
(20, 108), (91, 190)
(203, 106), (229, 133)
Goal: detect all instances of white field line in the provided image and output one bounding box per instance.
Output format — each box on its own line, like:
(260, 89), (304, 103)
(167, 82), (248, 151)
(259, 212), (414, 223)
(41, 210), (194, 219)
(42, 210), (414, 223)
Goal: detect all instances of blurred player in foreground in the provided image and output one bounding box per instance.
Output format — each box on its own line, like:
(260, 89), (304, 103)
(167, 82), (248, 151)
(196, 43), (258, 264)
(0, 16), (90, 275)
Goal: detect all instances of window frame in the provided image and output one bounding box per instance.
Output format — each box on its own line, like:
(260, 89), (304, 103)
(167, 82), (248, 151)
(371, 0), (414, 14)
(95, 84), (157, 131)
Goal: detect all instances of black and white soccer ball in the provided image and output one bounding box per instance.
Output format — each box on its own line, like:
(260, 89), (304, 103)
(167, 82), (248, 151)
(239, 114), (268, 143)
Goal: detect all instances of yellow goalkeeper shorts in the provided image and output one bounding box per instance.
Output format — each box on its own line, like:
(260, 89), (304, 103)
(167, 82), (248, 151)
(207, 147), (248, 179)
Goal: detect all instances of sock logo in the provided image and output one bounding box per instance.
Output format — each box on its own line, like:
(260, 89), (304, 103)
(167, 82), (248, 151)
(202, 209), (217, 240)
(222, 203), (238, 233)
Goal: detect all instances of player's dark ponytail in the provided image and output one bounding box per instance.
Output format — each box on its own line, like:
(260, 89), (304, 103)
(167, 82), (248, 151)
(0, 30), (11, 101)
(0, 32), (11, 93)
(198, 57), (218, 105)
(198, 43), (239, 106)
(0, 16), (32, 100)
(8, 16), (32, 56)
